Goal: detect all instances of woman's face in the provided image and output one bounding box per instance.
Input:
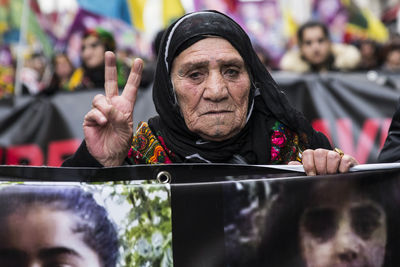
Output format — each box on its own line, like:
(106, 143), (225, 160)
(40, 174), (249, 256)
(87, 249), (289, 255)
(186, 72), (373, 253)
(386, 50), (400, 71)
(81, 35), (105, 69)
(299, 183), (387, 267)
(171, 37), (251, 141)
(55, 55), (73, 79)
(300, 26), (331, 67)
(0, 206), (102, 267)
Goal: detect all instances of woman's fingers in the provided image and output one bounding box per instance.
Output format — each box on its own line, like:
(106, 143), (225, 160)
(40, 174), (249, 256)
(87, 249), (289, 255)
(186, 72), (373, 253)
(84, 108), (108, 127)
(339, 155), (358, 173)
(326, 150), (341, 174)
(121, 58), (143, 104)
(300, 148), (359, 176)
(302, 149), (317, 176)
(104, 51), (119, 98)
(313, 149), (328, 175)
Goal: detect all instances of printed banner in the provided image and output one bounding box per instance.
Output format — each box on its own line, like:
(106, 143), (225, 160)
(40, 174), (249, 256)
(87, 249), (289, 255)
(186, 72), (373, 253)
(0, 163), (399, 267)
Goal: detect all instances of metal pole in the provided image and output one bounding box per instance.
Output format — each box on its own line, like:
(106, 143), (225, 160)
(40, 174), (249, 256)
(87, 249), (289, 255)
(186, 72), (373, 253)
(14, 0), (30, 96)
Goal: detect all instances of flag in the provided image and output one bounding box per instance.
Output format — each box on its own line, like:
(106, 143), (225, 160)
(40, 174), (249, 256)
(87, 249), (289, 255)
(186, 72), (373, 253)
(26, 6), (53, 58)
(127, 0), (147, 31)
(128, 0), (185, 33)
(343, 0), (388, 43)
(77, 0), (131, 24)
(162, 0), (185, 27)
(0, 0), (23, 44)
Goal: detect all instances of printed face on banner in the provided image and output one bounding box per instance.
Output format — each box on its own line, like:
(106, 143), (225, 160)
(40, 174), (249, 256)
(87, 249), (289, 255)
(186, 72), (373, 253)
(0, 182), (173, 267)
(220, 172), (400, 267)
(0, 206), (102, 267)
(299, 182), (387, 267)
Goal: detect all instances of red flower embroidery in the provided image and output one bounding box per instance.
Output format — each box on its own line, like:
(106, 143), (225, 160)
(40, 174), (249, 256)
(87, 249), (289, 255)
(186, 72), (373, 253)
(271, 130), (287, 147)
(271, 146), (279, 161)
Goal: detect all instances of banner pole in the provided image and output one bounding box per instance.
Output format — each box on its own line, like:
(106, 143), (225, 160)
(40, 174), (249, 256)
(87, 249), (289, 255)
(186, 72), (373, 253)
(14, 0), (30, 97)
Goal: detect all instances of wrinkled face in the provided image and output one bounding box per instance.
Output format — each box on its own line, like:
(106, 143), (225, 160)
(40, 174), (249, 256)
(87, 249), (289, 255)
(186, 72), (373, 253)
(299, 186), (387, 267)
(0, 206), (102, 267)
(171, 37), (251, 141)
(81, 35), (105, 69)
(300, 26), (331, 67)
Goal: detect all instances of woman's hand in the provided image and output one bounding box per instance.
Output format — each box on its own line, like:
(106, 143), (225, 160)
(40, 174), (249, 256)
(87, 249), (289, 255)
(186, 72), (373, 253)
(83, 51), (143, 166)
(288, 148), (359, 176)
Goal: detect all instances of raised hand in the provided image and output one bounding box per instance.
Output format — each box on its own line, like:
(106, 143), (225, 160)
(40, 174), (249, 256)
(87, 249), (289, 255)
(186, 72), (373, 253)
(288, 148), (359, 176)
(83, 51), (143, 166)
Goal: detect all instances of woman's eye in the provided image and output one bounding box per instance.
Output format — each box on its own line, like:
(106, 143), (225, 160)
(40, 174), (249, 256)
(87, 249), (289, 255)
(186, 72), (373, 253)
(188, 72), (203, 80)
(225, 68), (239, 78)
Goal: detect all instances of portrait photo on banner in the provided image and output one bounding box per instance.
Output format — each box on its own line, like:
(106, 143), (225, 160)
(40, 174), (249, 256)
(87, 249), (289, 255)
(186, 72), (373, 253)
(222, 170), (400, 267)
(0, 181), (173, 267)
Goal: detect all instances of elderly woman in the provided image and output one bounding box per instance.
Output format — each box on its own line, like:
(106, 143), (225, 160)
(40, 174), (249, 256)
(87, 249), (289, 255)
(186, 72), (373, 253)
(63, 10), (357, 175)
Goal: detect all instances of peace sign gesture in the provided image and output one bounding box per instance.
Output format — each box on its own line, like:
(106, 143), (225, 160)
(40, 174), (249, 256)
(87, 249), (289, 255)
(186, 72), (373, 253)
(83, 51), (143, 166)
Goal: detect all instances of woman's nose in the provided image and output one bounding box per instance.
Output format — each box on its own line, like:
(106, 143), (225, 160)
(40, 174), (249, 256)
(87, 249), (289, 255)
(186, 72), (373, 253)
(203, 72), (228, 101)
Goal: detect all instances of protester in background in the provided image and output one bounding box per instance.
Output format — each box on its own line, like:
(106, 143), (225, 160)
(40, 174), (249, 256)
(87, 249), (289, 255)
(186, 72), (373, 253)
(381, 41), (400, 72)
(356, 39), (382, 71)
(68, 27), (126, 91)
(42, 52), (74, 94)
(280, 21), (361, 73)
(253, 43), (275, 71)
(0, 46), (15, 98)
(63, 10), (358, 176)
(20, 52), (49, 95)
(0, 185), (119, 267)
(0, 63), (15, 99)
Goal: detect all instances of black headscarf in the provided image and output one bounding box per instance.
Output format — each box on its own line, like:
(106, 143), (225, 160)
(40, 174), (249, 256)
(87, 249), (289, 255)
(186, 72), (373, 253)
(148, 10), (330, 164)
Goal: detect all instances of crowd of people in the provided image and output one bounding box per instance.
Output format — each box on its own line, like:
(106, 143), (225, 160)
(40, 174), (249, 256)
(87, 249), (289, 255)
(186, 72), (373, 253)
(0, 12), (398, 98)
(279, 20), (400, 73)
(1, 9), (400, 267)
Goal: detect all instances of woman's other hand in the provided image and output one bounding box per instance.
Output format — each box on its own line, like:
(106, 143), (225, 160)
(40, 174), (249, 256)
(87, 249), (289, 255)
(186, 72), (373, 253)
(288, 148), (359, 176)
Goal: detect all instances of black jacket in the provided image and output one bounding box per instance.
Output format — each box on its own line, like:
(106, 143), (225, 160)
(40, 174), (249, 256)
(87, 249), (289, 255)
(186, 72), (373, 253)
(379, 99), (400, 162)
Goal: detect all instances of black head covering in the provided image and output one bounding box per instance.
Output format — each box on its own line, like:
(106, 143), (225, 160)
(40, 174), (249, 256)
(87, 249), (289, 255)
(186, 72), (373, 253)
(149, 10), (330, 163)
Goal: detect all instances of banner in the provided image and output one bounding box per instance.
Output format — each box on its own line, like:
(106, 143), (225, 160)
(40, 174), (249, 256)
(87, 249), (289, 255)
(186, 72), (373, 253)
(0, 163), (399, 266)
(0, 72), (399, 166)
(275, 72), (400, 164)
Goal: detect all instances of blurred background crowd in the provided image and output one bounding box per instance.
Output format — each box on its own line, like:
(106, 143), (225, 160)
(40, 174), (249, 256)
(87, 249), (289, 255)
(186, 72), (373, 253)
(0, 0), (400, 98)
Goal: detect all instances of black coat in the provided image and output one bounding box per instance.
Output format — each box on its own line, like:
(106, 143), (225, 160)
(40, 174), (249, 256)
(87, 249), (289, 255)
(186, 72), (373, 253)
(379, 99), (400, 162)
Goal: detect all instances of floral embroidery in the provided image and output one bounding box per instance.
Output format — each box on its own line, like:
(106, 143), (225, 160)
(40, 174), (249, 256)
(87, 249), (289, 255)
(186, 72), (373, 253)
(270, 121), (306, 164)
(128, 121), (306, 165)
(271, 130), (287, 148)
(127, 122), (173, 164)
